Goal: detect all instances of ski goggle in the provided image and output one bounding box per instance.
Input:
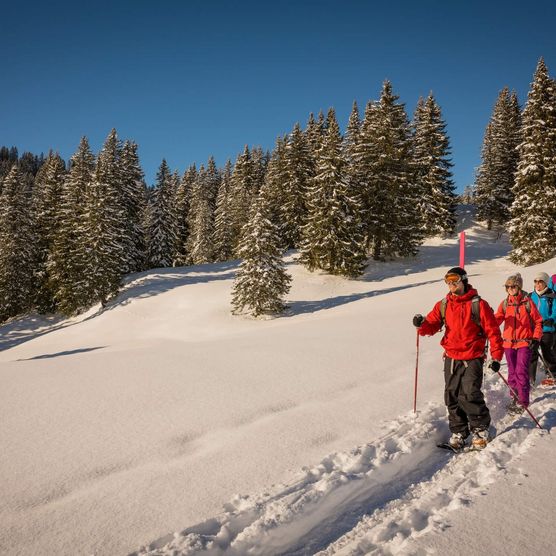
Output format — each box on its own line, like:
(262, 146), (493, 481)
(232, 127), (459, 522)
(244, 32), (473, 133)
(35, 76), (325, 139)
(444, 273), (464, 285)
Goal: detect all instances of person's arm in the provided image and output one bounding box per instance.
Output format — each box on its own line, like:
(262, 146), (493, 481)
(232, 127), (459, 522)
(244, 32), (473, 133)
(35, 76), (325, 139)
(417, 300), (444, 336)
(493, 300), (505, 326)
(530, 301), (544, 340)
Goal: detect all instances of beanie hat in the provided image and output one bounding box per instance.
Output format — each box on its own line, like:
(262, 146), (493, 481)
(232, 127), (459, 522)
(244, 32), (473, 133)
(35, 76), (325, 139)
(534, 271), (550, 284)
(446, 266), (468, 284)
(505, 272), (523, 288)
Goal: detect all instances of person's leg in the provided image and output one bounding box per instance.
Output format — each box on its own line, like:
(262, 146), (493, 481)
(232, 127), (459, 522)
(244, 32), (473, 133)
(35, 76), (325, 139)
(528, 340), (540, 384)
(540, 332), (556, 374)
(444, 357), (469, 437)
(459, 358), (490, 431)
(505, 347), (519, 400)
(515, 347), (532, 407)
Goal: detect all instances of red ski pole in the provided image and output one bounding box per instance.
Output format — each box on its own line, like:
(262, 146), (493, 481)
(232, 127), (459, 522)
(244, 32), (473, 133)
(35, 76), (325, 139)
(413, 330), (420, 413)
(496, 371), (544, 430)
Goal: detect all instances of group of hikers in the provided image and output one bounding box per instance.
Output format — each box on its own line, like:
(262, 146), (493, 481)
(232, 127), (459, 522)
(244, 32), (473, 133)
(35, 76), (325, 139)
(413, 267), (555, 451)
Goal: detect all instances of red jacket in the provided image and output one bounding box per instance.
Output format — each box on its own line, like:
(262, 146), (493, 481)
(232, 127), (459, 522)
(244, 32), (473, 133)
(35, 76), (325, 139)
(495, 293), (543, 349)
(419, 286), (504, 361)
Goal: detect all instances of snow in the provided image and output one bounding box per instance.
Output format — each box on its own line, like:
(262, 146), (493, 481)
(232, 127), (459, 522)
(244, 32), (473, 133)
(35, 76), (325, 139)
(1, 207), (555, 555)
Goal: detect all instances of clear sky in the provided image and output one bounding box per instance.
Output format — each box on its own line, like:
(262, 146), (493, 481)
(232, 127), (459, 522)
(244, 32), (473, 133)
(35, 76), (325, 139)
(2, 0), (555, 191)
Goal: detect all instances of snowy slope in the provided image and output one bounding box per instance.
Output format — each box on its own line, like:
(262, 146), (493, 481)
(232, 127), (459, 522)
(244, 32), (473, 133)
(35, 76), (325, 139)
(1, 208), (555, 555)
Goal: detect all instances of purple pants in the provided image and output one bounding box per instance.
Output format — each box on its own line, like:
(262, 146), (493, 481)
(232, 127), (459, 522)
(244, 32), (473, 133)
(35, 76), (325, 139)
(504, 347), (531, 407)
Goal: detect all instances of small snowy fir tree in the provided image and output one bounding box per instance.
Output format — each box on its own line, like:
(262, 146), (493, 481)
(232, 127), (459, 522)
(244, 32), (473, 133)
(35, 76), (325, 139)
(300, 108), (367, 277)
(231, 185), (291, 317)
(475, 88), (521, 229)
(509, 58), (556, 264)
(0, 165), (37, 322)
(147, 159), (178, 268)
(48, 137), (95, 315)
(412, 93), (456, 237)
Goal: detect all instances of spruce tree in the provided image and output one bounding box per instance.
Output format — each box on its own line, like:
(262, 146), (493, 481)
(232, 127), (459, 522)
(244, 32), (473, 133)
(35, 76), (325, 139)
(33, 152), (66, 311)
(412, 93), (456, 237)
(355, 82), (422, 259)
(120, 141), (147, 272)
(148, 159), (178, 268)
(81, 129), (125, 307)
(48, 137), (95, 315)
(186, 166), (215, 264)
(174, 165), (196, 266)
(0, 165), (37, 322)
(229, 146), (254, 254)
(509, 58), (556, 264)
(300, 108), (367, 277)
(213, 159), (235, 261)
(282, 123), (312, 248)
(231, 182), (291, 317)
(475, 88), (521, 229)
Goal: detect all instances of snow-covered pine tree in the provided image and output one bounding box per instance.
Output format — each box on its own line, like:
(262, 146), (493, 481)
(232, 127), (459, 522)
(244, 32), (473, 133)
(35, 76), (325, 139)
(262, 136), (289, 247)
(120, 140), (147, 272)
(475, 88), (521, 229)
(186, 165), (215, 264)
(0, 165), (37, 322)
(300, 108), (367, 277)
(412, 93), (456, 237)
(48, 137), (95, 315)
(509, 58), (556, 264)
(147, 159), (178, 268)
(229, 146), (254, 254)
(173, 164), (196, 266)
(33, 152), (66, 311)
(355, 82), (422, 259)
(282, 123), (312, 248)
(205, 156), (221, 213)
(80, 129), (126, 307)
(213, 159), (235, 262)
(231, 180), (291, 317)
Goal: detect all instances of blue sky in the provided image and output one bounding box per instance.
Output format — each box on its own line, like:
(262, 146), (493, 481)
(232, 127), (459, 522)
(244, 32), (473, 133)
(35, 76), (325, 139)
(2, 0), (555, 190)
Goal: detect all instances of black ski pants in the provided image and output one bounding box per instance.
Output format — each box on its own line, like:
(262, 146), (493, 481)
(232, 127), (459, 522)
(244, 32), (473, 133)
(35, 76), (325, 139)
(529, 332), (556, 382)
(443, 357), (490, 436)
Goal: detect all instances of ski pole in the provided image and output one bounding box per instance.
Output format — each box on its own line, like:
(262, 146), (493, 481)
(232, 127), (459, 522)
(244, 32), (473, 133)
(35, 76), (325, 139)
(537, 350), (556, 381)
(413, 330), (420, 413)
(496, 370), (544, 430)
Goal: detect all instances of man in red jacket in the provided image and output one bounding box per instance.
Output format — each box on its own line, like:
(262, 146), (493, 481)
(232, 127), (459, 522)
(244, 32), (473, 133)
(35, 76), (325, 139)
(413, 267), (504, 450)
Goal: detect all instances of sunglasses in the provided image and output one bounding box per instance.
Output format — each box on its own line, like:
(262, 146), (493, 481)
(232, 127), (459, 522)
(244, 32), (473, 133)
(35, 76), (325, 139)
(505, 284), (519, 290)
(534, 279), (546, 284)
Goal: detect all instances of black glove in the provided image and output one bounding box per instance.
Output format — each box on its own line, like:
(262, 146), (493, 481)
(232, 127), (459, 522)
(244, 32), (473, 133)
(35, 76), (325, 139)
(530, 339), (540, 351)
(413, 314), (424, 328)
(543, 318), (554, 327)
(488, 360), (501, 373)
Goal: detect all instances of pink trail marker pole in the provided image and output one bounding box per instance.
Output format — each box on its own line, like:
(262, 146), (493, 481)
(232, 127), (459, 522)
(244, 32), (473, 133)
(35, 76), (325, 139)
(459, 231), (465, 268)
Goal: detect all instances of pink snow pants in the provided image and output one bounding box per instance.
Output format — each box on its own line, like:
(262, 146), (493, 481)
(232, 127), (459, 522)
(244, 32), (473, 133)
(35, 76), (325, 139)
(504, 347), (531, 407)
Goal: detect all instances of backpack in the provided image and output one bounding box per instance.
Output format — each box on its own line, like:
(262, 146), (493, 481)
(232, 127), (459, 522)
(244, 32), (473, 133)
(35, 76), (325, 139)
(440, 295), (483, 334)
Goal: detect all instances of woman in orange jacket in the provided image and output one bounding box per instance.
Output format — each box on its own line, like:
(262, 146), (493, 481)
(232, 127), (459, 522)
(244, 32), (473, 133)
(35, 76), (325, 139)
(495, 273), (543, 413)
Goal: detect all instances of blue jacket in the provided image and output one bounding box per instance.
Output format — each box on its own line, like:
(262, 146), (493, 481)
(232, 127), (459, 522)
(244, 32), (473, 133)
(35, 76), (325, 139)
(530, 288), (556, 333)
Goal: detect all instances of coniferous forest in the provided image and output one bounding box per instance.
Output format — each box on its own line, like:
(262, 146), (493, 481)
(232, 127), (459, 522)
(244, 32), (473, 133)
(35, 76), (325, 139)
(2, 57), (555, 321)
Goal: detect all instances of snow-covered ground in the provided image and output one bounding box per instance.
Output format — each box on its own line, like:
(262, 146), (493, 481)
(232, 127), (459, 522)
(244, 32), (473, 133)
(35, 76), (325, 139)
(1, 208), (555, 555)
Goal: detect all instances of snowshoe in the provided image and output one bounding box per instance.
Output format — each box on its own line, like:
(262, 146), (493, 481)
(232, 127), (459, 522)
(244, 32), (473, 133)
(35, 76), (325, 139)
(540, 377), (556, 389)
(470, 428), (490, 450)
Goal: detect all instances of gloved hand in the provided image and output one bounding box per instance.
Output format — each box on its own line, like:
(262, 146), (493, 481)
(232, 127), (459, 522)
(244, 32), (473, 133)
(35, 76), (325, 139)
(488, 360), (501, 373)
(413, 314), (424, 328)
(543, 318), (554, 327)
(530, 339), (540, 352)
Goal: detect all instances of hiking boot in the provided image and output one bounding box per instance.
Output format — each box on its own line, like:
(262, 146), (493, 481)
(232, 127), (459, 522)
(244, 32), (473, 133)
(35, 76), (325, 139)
(471, 428), (490, 450)
(506, 398), (519, 414)
(449, 432), (466, 450)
